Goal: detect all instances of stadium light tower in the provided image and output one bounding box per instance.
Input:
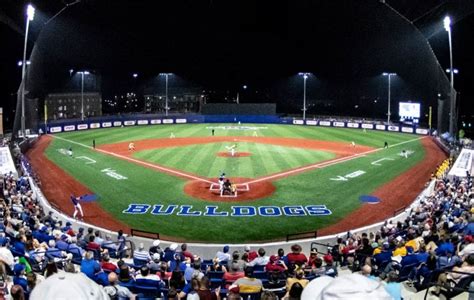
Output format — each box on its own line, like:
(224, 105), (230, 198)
(444, 16), (456, 138)
(382, 72), (396, 124)
(160, 73), (172, 116)
(20, 4), (35, 137)
(78, 71), (90, 121)
(298, 72), (311, 121)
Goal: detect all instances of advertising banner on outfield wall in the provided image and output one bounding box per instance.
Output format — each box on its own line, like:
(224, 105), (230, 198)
(401, 127), (414, 133)
(176, 119), (187, 124)
(320, 121), (331, 126)
(150, 119), (162, 124)
(361, 124), (374, 129)
(113, 121), (122, 127)
(124, 121), (136, 126)
(306, 120), (317, 125)
(90, 123), (101, 129)
(102, 122), (112, 128)
(347, 123), (359, 128)
(64, 125), (76, 132)
(333, 122), (344, 127)
(293, 120), (304, 125)
(387, 126), (399, 132)
(137, 120), (149, 125)
(416, 128), (429, 135)
(163, 119), (174, 124)
(376, 125), (386, 131)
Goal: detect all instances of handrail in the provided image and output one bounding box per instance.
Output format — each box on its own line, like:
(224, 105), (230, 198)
(131, 229), (160, 240)
(286, 231), (317, 242)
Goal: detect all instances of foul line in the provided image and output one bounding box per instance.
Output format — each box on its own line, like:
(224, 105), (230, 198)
(49, 135), (214, 184)
(244, 136), (427, 185)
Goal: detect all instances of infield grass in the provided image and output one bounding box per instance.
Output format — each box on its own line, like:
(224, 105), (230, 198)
(44, 124), (427, 242)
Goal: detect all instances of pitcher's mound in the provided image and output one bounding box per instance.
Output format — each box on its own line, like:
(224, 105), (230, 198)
(184, 177), (275, 202)
(216, 152), (252, 158)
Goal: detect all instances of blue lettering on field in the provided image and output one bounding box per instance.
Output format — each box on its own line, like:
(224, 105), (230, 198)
(283, 206), (307, 216)
(231, 206), (256, 217)
(305, 205), (332, 216)
(123, 204), (150, 214)
(151, 205), (178, 215)
(204, 206), (229, 216)
(258, 206), (282, 216)
(177, 205), (202, 216)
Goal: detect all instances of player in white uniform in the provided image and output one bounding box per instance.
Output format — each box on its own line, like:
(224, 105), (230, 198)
(128, 142), (135, 151)
(225, 144), (237, 156)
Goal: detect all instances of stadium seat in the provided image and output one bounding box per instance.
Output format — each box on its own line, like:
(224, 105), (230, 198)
(253, 265), (265, 272)
(134, 285), (161, 299)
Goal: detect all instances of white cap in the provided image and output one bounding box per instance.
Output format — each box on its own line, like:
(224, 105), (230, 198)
(153, 253), (160, 261)
(170, 243), (178, 251)
(30, 272), (109, 300)
(301, 273), (391, 300)
(153, 239), (161, 247)
(244, 245), (250, 251)
(138, 242), (144, 250)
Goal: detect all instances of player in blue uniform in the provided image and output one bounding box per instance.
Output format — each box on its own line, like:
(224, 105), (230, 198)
(71, 194), (84, 220)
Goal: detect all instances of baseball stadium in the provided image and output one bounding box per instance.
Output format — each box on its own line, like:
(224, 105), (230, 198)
(1, 1), (474, 299)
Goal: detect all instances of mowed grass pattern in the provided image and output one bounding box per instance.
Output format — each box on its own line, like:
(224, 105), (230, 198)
(132, 142), (335, 178)
(43, 124), (428, 242)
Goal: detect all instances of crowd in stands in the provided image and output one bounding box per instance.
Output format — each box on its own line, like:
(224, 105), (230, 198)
(0, 147), (473, 299)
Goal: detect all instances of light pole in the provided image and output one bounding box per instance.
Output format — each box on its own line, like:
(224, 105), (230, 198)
(20, 4), (35, 137)
(382, 72), (396, 124)
(159, 73), (172, 116)
(444, 16), (456, 138)
(78, 71), (89, 121)
(298, 72), (311, 121)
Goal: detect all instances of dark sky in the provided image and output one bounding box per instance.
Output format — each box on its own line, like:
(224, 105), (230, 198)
(1, 0), (473, 130)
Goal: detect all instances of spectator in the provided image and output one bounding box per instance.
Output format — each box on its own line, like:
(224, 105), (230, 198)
(265, 254), (287, 273)
(215, 245), (231, 262)
(43, 260), (59, 278)
(288, 282), (304, 300)
(285, 267), (308, 297)
(104, 272), (136, 300)
(10, 284), (25, 300)
(148, 253), (161, 273)
(181, 243), (194, 262)
(197, 276), (221, 300)
(149, 239), (162, 257)
(431, 253), (474, 296)
(234, 266), (263, 293)
(287, 244), (307, 267)
(223, 262), (245, 288)
(13, 264), (28, 292)
(118, 263), (134, 283)
(80, 251), (108, 286)
(133, 242), (151, 264)
(248, 248), (269, 267)
(100, 254), (118, 273)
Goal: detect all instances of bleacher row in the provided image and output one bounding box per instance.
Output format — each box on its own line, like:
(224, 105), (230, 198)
(1, 148), (473, 299)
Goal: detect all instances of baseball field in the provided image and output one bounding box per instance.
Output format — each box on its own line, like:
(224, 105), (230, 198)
(27, 124), (446, 243)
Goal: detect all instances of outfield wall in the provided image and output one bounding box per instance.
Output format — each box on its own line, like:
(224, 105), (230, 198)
(41, 114), (429, 135)
(22, 154), (436, 258)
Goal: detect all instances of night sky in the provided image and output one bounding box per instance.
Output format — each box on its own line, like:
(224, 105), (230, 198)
(1, 0), (473, 132)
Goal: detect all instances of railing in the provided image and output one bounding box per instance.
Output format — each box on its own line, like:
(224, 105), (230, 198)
(286, 230), (318, 242)
(131, 229), (160, 240)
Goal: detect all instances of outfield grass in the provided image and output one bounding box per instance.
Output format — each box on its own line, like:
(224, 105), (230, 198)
(133, 142), (336, 178)
(45, 124), (425, 242)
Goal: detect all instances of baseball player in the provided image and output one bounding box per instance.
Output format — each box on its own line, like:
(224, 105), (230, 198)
(68, 146), (73, 157)
(226, 144), (237, 156)
(218, 172), (226, 196)
(402, 149), (408, 158)
(384, 141), (389, 149)
(170, 132), (175, 138)
(128, 142), (135, 151)
(71, 194), (84, 220)
(351, 141), (356, 148)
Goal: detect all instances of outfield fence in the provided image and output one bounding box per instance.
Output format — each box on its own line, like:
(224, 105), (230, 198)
(39, 114), (430, 136)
